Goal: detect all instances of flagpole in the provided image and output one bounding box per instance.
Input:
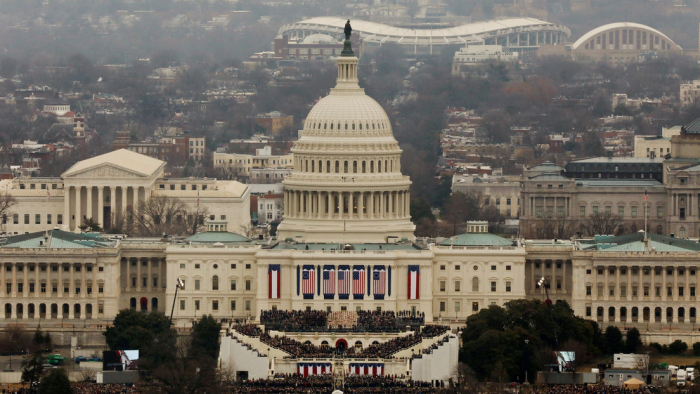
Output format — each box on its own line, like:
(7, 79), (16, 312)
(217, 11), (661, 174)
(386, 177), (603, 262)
(644, 190), (648, 243)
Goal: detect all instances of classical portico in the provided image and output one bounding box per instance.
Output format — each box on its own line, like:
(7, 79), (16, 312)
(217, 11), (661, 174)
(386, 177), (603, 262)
(61, 149), (165, 231)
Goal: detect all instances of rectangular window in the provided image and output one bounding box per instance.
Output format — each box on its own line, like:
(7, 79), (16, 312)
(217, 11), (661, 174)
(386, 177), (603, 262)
(618, 206), (624, 217)
(180, 300), (185, 310)
(439, 281), (446, 292)
(455, 301), (461, 312)
(679, 287), (684, 297)
(631, 206), (637, 217)
(245, 280), (251, 291)
(455, 281), (461, 292)
(153, 277), (158, 287)
(47, 214), (51, 224)
(195, 280), (200, 290)
(586, 286), (591, 295)
(657, 206), (663, 218)
(439, 301), (446, 312)
(57, 214), (63, 225)
(13, 214), (18, 224)
(52, 284), (57, 293)
(557, 206), (564, 217)
(29, 283), (34, 293)
(212, 300), (219, 311)
(609, 287), (614, 296)
(231, 280), (237, 291)
(99, 285), (103, 293)
(491, 281), (496, 292)
(230, 300), (236, 310)
(245, 300), (251, 311)
(586, 306), (592, 317)
(692, 287), (696, 297)
(472, 302), (479, 311)
(535, 206), (543, 217)
(592, 206), (598, 214)
(195, 300), (200, 310)
(667, 287), (672, 296)
(605, 206), (611, 214)
(246, 264), (251, 269)
(506, 281), (511, 292)
(35, 214), (41, 224)
(24, 214), (29, 224)
(98, 304), (104, 314)
(231, 264), (237, 269)
(41, 283), (46, 293)
(579, 206), (586, 218)
(17, 283), (23, 293)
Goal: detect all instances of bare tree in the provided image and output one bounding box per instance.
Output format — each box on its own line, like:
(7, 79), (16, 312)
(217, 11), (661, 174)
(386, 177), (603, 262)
(183, 206), (210, 236)
(134, 196), (188, 237)
(580, 212), (623, 236)
(0, 192), (17, 233)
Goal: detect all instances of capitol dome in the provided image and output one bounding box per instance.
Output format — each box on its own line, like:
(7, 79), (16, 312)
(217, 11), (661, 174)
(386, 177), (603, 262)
(276, 33), (415, 244)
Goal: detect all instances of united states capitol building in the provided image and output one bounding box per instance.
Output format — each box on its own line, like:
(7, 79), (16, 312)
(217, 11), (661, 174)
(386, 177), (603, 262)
(1, 33), (699, 348)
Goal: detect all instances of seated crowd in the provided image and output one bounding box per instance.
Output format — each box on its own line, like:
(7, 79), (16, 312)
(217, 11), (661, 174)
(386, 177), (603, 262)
(259, 332), (336, 359)
(230, 375), (439, 394)
(259, 309), (423, 333)
(71, 384), (138, 394)
(231, 324), (262, 337)
(260, 309), (328, 331)
(531, 385), (646, 394)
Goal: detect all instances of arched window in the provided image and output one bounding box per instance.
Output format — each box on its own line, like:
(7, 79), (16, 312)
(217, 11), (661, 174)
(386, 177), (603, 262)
(667, 307), (673, 322)
(362, 161), (366, 173)
(608, 306), (615, 319)
(472, 277), (479, 292)
(370, 161), (374, 173)
(344, 161), (348, 173)
(354, 341), (363, 350)
(378, 161), (382, 173)
(152, 298), (159, 311)
(311, 161), (315, 172)
(353, 161), (357, 173)
(327, 161), (331, 173)
(335, 161), (340, 173)
(212, 275), (219, 291)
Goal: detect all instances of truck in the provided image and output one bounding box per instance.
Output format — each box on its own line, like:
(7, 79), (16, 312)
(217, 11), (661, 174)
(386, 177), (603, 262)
(46, 354), (67, 366)
(677, 369), (687, 386)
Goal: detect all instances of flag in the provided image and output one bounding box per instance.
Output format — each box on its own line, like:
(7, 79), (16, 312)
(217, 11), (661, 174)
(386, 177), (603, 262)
(408, 265), (420, 300)
(268, 264), (280, 299)
(338, 265), (350, 299)
(323, 266), (335, 299)
(298, 363), (332, 377)
(352, 266), (365, 299)
(302, 266), (315, 299)
(644, 189), (648, 202)
(373, 266), (386, 300)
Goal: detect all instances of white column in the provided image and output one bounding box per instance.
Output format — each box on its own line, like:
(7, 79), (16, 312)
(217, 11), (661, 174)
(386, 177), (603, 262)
(110, 187), (116, 227)
(64, 186), (71, 231)
(349, 192), (354, 219)
(75, 186), (82, 232)
(339, 192), (345, 217)
(359, 192), (364, 219)
(86, 186), (93, 221)
(121, 186), (127, 220)
(97, 187), (104, 228)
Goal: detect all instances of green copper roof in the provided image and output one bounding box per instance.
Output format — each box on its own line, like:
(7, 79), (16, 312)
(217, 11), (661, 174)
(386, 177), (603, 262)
(185, 231), (251, 244)
(0, 230), (113, 249)
(581, 232), (700, 252)
(684, 118), (700, 135)
(440, 233), (513, 247)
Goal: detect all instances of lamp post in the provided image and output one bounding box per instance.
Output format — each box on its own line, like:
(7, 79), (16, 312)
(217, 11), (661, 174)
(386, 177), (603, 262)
(169, 278), (184, 323)
(524, 339), (529, 384)
(538, 277), (558, 347)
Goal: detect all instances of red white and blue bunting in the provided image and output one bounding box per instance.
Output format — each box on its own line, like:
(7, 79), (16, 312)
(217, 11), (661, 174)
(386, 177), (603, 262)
(348, 363), (384, 376)
(297, 362), (332, 377)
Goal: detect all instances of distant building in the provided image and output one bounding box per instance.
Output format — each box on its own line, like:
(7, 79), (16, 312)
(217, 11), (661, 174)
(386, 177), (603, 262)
(680, 80), (700, 106)
(115, 133), (203, 165)
(452, 174), (521, 218)
(452, 44), (518, 75)
(571, 23), (683, 65)
(213, 145), (294, 180)
(273, 34), (359, 60)
(564, 157), (663, 181)
(252, 112), (293, 134)
(633, 126), (681, 159)
(257, 192), (283, 224)
(612, 93), (663, 111)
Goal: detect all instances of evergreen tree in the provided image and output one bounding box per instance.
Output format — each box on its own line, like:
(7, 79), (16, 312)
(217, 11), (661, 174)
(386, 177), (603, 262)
(38, 368), (73, 394)
(190, 315), (221, 361)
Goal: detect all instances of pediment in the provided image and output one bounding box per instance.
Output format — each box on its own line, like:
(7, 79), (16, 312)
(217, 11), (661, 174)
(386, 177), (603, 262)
(64, 163), (147, 179)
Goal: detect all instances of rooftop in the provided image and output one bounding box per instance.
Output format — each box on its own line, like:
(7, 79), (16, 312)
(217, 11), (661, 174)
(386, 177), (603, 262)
(270, 242), (421, 251)
(572, 22), (680, 50)
(0, 230), (115, 249)
(575, 179), (664, 188)
(569, 157), (663, 164)
(579, 232), (700, 252)
(683, 118), (700, 135)
(185, 231), (251, 244)
(440, 232), (513, 247)
(63, 149), (165, 178)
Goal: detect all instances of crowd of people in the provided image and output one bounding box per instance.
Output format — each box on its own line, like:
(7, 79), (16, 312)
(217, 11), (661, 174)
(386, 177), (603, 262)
(259, 332), (336, 359)
(71, 383), (138, 394)
(258, 309), (427, 333)
(232, 324), (262, 337)
(531, 385), (648, 394)
(356, 310), (400, 332)
(328, 310), (358, 329)
(228, 375), (440, 394)
(260, 310), (328, 332)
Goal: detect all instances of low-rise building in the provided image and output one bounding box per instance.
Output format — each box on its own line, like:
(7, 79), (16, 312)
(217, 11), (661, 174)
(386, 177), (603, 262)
(452, 44), (518, 75)
(681, 79), (700, 106)
(452, 174), (521, 218)
(253, 112), (293, 134)
(633, 126), (681, 159)
(213, 145), (294, 180)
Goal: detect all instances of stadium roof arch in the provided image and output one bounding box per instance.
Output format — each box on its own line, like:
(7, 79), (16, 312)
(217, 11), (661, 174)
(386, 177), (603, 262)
(279, 17), (571, 55)
(572, 22), (682, 50)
